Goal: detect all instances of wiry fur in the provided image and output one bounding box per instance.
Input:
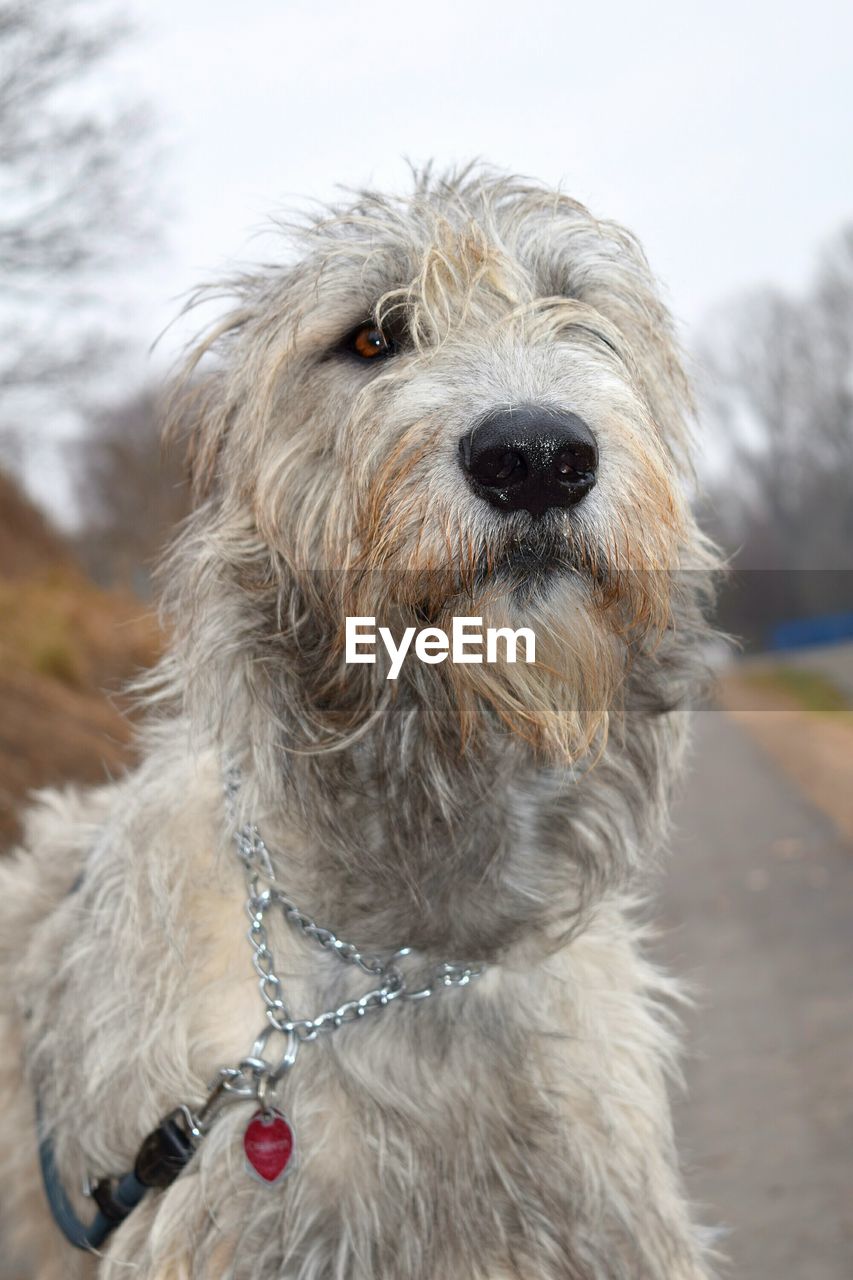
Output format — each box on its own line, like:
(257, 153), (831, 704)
(0, 168), (719, 1279)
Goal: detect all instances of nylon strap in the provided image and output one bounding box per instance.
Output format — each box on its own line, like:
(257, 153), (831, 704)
(37, 1125), (146, 1252)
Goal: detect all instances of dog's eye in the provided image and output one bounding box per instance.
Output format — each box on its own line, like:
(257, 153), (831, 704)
(344, 323), (397, 361)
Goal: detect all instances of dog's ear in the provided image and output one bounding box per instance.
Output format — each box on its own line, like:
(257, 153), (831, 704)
(570, 219), (697, 477)
(164, 369), (233, 502)
(163, 274), (303, 504)
(163, 301), (256, 502)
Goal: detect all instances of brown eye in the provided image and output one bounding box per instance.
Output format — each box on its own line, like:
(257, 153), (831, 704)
(348, 323), (394, 360)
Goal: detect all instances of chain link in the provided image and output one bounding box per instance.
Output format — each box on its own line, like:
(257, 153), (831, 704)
(226, 767), (485, 1057)
(241, 854), (483, 1043)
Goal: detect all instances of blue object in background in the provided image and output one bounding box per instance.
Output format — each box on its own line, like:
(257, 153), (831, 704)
(770, 612), (853, 651)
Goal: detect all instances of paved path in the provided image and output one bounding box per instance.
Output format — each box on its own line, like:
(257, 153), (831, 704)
(659, 711), (853, 1279)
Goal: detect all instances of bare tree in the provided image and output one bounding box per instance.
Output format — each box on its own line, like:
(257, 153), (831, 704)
(0, 0), (154, 465)
(72, 388), (190, 593)
(697, 223), (853, 569)
(696, 223), (853, 644)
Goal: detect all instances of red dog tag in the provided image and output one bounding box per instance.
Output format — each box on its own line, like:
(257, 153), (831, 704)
(243, 1109), (295, 1184)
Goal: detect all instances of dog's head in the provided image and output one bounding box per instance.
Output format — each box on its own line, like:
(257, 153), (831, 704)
(167, 169), (710, 763)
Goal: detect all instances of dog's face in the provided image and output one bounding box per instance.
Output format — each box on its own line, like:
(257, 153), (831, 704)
(175, 173), (702, 762)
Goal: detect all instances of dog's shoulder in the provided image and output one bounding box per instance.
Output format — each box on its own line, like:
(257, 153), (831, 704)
(0, 730), (230, 982)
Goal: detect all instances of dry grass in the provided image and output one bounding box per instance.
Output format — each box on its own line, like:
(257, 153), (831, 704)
(720, 666), (853, 843)
(0, 472), (163, 847)
(739, 665), (853, 718)
(0, 570), (159, 691)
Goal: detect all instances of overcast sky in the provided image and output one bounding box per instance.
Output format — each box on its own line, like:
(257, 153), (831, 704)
(20, 0), (853, 516)
(115, 0), (852, 341)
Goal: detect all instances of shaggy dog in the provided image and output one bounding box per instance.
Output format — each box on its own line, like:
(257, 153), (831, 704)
(0, 168), (718, 1279)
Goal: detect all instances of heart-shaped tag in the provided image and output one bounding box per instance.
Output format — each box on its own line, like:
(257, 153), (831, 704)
(243, 1108), (295, 1184)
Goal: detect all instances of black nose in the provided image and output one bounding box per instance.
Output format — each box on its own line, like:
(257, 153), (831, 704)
(459, 406), (598, 517)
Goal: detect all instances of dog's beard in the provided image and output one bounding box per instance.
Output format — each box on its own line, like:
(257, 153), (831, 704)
(443, 573), (624, 762)
(328, 519), (674, 763)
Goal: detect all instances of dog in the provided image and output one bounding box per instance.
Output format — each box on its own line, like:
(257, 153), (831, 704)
(0, 167), (718, 1279)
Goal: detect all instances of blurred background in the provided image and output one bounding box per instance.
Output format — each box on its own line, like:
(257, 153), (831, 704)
(0, 1), (851, 1275)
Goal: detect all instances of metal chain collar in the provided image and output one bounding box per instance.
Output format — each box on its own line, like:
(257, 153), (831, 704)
(62, 774), (484, 1243)
(206, 771), (485, 1116)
